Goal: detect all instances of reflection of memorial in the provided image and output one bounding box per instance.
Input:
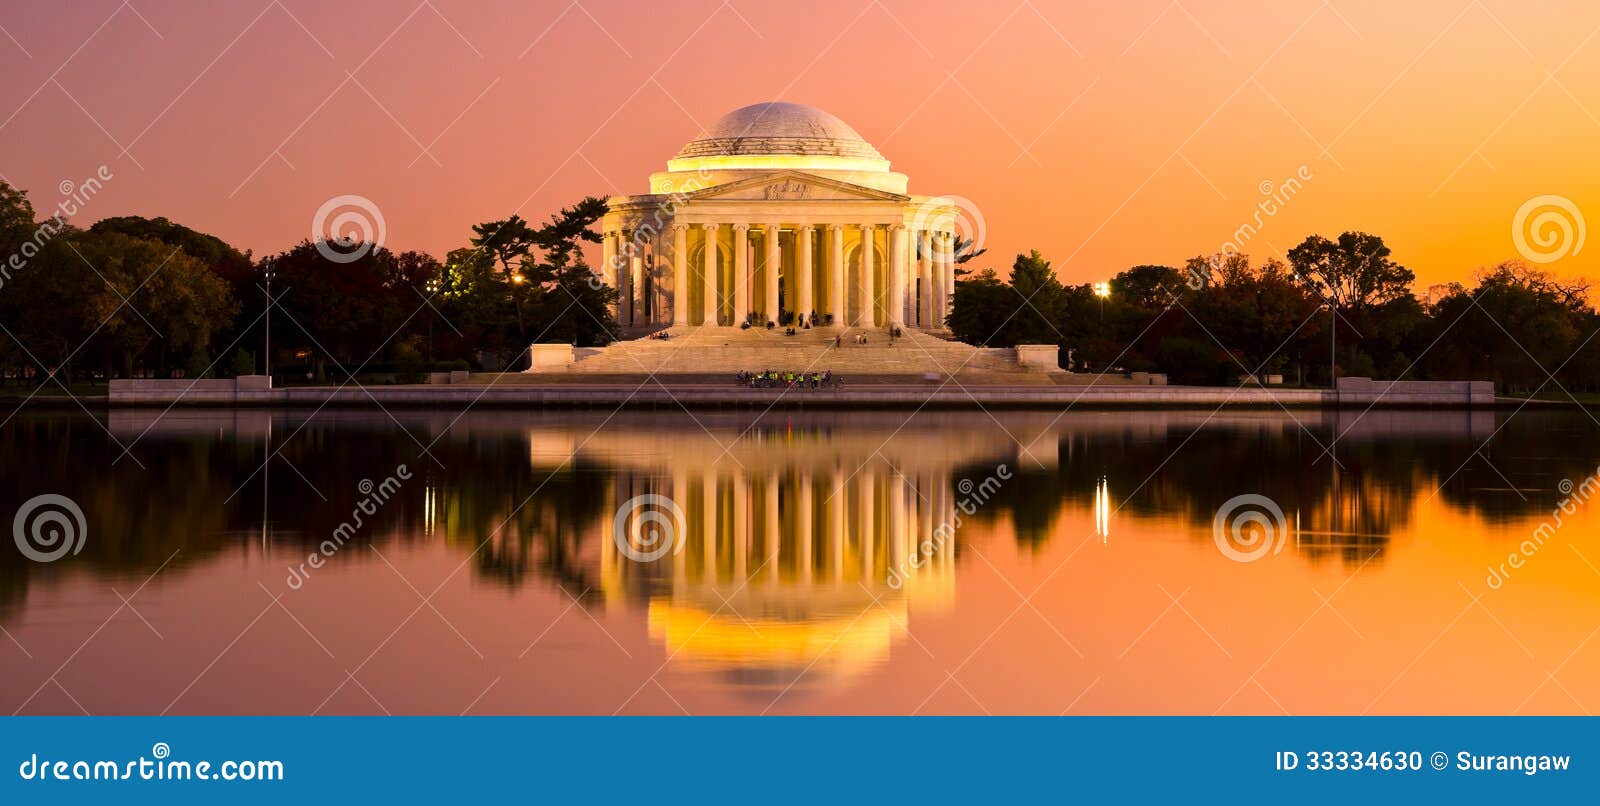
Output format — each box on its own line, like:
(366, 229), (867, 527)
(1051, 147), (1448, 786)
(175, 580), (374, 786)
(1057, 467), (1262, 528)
(556, 420), (1013, 688)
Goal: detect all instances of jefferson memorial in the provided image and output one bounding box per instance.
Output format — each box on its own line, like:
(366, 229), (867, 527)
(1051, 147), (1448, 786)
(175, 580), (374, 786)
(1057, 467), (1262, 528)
(599, 102), (961, 331)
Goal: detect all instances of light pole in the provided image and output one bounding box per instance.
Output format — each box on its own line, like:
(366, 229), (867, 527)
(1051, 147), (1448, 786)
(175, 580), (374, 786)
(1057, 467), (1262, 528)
(1093, 281), (1110, 321)
(426, 276), (441, 364)
(262, 257), (275, 382)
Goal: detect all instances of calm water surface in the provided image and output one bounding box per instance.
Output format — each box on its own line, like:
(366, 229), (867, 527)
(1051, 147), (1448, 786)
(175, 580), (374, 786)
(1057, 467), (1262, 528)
(2, 407), (1598, 715)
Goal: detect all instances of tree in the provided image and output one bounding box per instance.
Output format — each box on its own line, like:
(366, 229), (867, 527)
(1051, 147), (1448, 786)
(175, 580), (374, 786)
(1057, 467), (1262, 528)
(463, 197), (616, 353)
(1110, 264), (1186, 309)
(1287, 232), (1415, 311)
(1423, 262), (1583, 393)
(267, 241), (426, 379)
(947, 269), (1015, 345)
(89, 215), (256, 373)
(946, 251), (1064, 349)
(951, 234), (987, 278)
(1, 230), (235, 381)
(1193, 256), (1323, 379)
(1288, 232), (1416, 380)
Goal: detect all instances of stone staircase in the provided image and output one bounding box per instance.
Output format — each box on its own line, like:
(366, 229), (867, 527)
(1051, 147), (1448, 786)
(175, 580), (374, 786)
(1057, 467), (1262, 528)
(537, 326), (1036, 378)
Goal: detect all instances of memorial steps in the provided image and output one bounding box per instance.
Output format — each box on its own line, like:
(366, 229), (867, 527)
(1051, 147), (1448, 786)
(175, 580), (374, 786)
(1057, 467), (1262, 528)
(507, 327), (1100, 385)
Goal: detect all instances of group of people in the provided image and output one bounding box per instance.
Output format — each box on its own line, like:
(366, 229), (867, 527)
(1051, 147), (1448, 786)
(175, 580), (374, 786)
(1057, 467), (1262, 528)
(736, 370), (840, 389)
(738, 312), (837, 331)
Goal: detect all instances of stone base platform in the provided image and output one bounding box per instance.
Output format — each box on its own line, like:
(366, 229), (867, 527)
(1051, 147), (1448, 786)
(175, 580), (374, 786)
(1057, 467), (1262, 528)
(522, 326), (1088, 383)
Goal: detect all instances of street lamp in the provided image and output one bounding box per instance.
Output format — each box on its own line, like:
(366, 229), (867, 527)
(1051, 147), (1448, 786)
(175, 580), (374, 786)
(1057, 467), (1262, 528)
(262, 257), (276, 381)
(1093, 281), (1110, 321)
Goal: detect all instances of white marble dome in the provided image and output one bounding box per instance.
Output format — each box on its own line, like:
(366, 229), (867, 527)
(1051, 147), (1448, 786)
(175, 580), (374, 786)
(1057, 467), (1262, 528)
(674, 102), (886, 162)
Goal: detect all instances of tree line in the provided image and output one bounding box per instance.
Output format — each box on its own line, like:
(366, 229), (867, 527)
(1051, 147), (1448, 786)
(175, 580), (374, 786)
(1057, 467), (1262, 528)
(950, 232), (1598, 393)
(0, 180), (616, 384)
(3, 171), (1592, 393)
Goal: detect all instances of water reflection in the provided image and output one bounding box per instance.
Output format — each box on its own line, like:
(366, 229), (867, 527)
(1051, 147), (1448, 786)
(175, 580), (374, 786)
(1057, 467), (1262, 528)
(600, 447), (964, 688)
(2, 406), (1597, 711)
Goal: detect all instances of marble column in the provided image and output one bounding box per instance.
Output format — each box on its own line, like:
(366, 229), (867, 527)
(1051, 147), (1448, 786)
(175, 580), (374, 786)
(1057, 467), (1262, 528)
(628, 247), (643, 327)
(701, 223), (719, 326)
(931, 233), (947, 329)
(934, 230), (947, 327)
(672, 225), (689, 326)
(917, 230), (933, 328)
(602, 230), (620, 320)
(858, 224), (877, 328)
(828, 225), (845, 326)
(888, 225), (907, 329)
(764, 223), (781, 324)
(797, 225), (815, 323)
(732, 223), (750, 326)
(651, 231), (665, 325)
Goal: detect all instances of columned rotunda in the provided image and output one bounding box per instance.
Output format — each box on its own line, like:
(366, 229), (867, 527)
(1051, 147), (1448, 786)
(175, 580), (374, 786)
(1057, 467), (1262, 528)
(599, 102), (961, 332)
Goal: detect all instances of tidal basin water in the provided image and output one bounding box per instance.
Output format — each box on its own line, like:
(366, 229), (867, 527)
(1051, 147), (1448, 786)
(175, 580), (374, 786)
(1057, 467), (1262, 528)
(3, 407), (1599, 715)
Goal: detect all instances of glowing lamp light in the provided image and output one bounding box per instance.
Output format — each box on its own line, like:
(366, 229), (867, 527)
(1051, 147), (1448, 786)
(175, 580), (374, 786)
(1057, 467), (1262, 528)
(1093, 282), (1111, 299)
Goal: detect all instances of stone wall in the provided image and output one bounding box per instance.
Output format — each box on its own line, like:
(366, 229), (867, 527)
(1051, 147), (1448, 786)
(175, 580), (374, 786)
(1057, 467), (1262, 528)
(108, 376), (274, 404)
(1335, 377), (1494, 406)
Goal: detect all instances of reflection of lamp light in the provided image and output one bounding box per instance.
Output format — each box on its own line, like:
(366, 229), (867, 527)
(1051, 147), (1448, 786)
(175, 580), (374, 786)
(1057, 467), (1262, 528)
(1094, 475), (1110, 541)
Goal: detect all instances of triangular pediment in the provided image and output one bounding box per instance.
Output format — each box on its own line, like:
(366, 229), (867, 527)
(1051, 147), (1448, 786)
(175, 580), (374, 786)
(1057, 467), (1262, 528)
(686, 171), (909, 203)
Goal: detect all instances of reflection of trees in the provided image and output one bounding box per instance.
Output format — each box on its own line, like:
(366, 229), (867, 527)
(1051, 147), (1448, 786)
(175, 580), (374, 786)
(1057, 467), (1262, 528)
(0, 413), (241, 621)
(960, 412), (1600, 565)
(456, 462), (611, 596)
(4, 409), (1596, 621)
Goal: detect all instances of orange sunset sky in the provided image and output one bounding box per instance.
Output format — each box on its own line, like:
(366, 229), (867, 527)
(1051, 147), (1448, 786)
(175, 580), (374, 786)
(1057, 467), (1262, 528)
(1, 0), (1595, 289)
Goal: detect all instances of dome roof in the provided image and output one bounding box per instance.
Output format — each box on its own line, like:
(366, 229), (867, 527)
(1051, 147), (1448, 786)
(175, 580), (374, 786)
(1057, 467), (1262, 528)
(674, 102), (885, 161)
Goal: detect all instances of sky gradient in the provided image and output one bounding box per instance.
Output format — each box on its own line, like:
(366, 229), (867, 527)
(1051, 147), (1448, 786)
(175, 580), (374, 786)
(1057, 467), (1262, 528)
(1, 0), (1596, 288)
